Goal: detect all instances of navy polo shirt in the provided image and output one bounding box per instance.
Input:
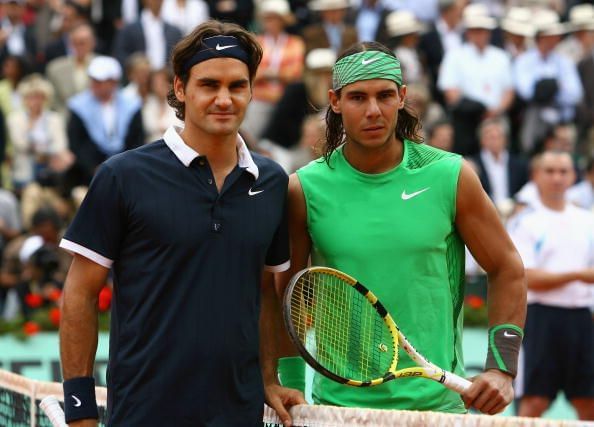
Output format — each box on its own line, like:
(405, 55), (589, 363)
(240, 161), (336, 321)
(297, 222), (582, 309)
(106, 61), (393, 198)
(60, 126), (290, 426)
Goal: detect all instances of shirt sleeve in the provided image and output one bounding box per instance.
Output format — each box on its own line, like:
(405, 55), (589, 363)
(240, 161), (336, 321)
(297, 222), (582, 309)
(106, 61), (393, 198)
(507, 214), (536, 269)
(60, 163), (126, 268)
(264, 190), (290, 273)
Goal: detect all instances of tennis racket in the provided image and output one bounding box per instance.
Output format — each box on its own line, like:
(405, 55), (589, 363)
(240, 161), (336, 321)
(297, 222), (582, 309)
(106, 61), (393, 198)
(39, 396), (68, 427)
(283, 266), (472, 393)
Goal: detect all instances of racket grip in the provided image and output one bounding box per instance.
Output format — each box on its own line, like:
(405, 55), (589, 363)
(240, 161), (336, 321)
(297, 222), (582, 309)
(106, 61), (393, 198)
(40, 396), (68, 427)
(443, 372), (472, 394)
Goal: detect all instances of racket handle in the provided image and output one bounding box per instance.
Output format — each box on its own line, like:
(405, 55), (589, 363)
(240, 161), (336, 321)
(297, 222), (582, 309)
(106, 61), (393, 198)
(443, 372), (472, 394)
(40, 396), (68, 427)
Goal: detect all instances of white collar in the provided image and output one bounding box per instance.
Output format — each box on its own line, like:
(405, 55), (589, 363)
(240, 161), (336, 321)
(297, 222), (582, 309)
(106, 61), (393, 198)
(141, 9), (162, 25)
(163, 125), (259, 180)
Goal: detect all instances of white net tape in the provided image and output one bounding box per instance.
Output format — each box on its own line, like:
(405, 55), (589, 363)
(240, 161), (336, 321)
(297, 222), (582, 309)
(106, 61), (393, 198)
(2, 369), (593, 427)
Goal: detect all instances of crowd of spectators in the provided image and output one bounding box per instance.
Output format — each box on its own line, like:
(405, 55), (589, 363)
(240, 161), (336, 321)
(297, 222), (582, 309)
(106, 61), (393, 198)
(0, 0), (592, 325)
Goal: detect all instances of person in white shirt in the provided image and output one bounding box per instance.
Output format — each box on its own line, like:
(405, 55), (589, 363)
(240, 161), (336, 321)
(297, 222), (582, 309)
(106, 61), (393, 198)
(513, 9), (583, 154)
(112, 0), (183, 72)
(508, 151), (594, 420)
(438, 3), (514, 155)
(161, 0), (209, 35)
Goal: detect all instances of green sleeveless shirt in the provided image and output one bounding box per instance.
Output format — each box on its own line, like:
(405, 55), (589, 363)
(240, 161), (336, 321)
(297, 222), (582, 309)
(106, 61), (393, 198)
(296, 140), (466, 412)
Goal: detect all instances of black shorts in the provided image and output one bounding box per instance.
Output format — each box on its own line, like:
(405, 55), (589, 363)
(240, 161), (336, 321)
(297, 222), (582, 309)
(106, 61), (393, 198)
(517, 304), (594, 400)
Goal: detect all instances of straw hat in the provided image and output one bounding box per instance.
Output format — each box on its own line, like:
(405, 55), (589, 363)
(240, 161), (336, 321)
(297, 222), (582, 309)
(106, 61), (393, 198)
(305, 48), (336, 69)
(462, 3), (497, 30)
(258, 0), (296, 25)
(17, 73), (54, 100)
(533, 9), (567, 37)
(568, 3), (594, 31)
(501, 7), (535, 37)
(386, 10), (426, 37)
(308, 0), (350, 12)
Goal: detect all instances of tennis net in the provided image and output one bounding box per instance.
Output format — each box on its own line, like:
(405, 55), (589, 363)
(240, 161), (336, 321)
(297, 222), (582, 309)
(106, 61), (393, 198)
(2, 369), (592, 427)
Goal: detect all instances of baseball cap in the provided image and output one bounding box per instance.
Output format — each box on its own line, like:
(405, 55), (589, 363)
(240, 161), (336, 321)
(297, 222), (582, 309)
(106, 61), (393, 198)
(87, 56), (122, 81)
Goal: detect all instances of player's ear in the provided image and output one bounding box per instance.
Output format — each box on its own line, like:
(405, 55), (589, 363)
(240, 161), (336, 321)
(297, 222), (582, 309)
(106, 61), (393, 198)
(329, 89), (341, 114)
(173, 76), (185, 102)
(398, 85), (407, 110)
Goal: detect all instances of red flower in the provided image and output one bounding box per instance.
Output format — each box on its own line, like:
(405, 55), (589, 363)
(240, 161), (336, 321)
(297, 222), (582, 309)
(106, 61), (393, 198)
(49, 307), (61, 327)
(465, 295), (485, 310)
(24, 293), (44, 308)
(47, 288), (62, 302)
(98, 287), (112, 312)
(23, 321), (41, 336)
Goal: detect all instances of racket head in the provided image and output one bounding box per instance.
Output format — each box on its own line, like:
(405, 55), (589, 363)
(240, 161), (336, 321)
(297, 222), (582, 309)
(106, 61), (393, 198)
(283, 266), (399, 386)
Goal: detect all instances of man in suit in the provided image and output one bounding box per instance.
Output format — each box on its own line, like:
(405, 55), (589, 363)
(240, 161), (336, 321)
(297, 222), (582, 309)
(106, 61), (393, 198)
(418, 0), (464, 106)
(46, 23), (97, 113)
(0, 0), (37, 67)
(302, 0), (357, 55)
(112, 0), (182, 71)
(41, 0), (90, 68)
(471, 117), (529, 208)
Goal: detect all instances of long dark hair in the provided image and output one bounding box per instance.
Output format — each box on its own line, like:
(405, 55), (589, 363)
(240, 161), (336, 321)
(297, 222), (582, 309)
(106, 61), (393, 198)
(324, 42), (423, 163)
(167, 20), (263, 120)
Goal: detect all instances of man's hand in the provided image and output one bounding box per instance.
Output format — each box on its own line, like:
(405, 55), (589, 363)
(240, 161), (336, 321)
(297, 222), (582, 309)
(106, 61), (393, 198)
(264, 383), (307, 427)
(462, 369), (514, 415)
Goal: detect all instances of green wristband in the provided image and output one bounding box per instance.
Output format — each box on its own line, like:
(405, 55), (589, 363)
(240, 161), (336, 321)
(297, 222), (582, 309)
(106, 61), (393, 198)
(278, 356), (306, 392)
(485, 324), (524, 377)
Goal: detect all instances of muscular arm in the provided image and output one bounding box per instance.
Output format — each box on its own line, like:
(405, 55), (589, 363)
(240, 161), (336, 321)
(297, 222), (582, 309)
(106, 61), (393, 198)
(455, 161), (526, 414)
(275, 173), (311, 357)
(60, 254), (109, 379)
(456, 161), (526, 328)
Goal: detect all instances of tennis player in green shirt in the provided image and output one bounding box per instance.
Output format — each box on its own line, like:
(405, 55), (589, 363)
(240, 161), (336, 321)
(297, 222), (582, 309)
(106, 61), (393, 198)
(276, 41), (526, 415)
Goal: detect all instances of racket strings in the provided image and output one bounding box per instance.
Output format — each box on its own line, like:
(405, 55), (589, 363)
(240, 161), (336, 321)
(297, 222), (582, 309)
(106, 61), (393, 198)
(289, 272), (395, 382)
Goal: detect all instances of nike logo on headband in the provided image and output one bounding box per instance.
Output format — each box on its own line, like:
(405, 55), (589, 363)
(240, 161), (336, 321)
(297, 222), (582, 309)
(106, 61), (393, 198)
(216, 44), (237, 51)
(362, 57), (380, 65)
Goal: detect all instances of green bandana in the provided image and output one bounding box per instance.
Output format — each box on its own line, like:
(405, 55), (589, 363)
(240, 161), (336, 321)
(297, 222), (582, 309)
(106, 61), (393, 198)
(332, 51), (402, 91)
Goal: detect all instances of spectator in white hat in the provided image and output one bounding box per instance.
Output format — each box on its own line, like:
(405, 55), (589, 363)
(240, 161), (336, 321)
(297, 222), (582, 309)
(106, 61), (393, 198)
(242, 0), (305, 140)
(64, 55), (144, 190)
(385, 10), (426, 84)
(438, 3), (514, 155)
(513, 8), (583, 153)
(501, 7), (535, 59)
(302, 0), (358, 55)
(557, 3), (594, 64)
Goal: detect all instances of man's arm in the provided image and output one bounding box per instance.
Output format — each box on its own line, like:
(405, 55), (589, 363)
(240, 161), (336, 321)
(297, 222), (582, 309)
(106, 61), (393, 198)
(455, 161), (527, 415)
(275, 173), (312, 356)
(60, 254), (110, 427)
(260, 271), (306, 427)
(525, 268), (594, 290)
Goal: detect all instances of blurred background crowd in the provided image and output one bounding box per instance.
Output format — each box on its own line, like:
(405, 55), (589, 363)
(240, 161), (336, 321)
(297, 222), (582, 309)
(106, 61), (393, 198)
(0, 0), (592, 328)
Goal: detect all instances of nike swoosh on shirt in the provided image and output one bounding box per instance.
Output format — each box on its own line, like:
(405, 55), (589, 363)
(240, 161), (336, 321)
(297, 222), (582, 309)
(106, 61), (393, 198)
(401, 187), (430, 200)
(503, 331), (518, 338)
(216, 44), (237, 51)
(248, 188), (264, 196)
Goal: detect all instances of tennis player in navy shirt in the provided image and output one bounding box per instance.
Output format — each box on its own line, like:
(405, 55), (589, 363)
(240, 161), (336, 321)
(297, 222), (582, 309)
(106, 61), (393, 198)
(58, 20), (306, 427)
